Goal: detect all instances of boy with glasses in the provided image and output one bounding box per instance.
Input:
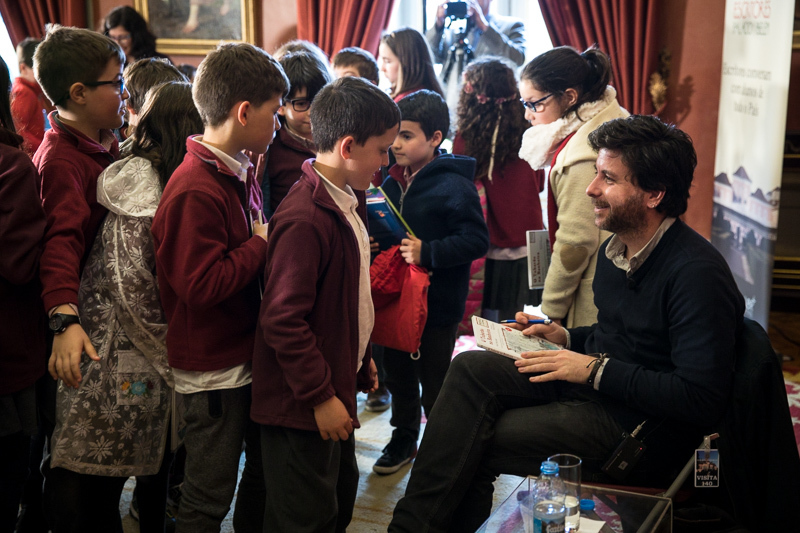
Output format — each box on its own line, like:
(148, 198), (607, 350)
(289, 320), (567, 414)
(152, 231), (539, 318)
(31, 24), (130, 529)
(254, 50), (332, 217)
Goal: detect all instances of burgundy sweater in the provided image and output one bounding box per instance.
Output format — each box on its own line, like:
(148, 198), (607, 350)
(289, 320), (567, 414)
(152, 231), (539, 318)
(0, 142), (47, 394)
(251, 160), (372, 431)
(33, 112), (118, 311)
(265, 125), (315, 213)
(453, 134), (544, 248)
(151, 138), (268, 371)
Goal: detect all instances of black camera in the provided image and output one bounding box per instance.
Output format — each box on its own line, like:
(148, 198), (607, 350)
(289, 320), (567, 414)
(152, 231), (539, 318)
(445, 1), (468, 20)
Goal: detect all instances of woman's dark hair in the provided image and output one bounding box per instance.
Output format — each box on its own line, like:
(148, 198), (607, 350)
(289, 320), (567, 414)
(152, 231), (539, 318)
(520, 46), (613, 118)
(0, 56), (22, 149)
(381, 28), (444, 98)
(130, 82), (203, 188)
(102, 6), (158, 61)
(457, 58), (529, 179)
(588, 115), (696, 217)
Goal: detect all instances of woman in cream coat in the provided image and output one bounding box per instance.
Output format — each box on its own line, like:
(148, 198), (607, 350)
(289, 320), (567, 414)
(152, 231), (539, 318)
(518, 46), (628, 327)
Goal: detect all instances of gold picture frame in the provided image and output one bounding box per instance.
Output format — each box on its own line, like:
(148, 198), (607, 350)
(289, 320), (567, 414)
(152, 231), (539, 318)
(134, 0), (256, 55)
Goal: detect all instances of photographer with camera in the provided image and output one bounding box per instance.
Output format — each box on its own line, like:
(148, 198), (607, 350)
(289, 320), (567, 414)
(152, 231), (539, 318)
(426, 0), (525, 111)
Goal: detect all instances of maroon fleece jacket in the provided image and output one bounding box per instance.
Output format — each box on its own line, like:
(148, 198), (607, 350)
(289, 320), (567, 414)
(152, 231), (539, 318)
(0, 141), (47, 394)
(251, 160), (372, 431)
(151, 138), (268, 371)
(33, 112), (118, 311)
(265, 125), (315, 213)
(453, 134), (545, 248)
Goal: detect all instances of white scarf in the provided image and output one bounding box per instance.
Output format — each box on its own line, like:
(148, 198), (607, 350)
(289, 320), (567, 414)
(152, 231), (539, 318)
(519, 86), (617, 170)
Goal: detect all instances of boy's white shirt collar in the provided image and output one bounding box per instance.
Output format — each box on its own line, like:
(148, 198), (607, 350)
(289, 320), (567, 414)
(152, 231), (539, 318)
(192, 135), (251, 183)
(311, 166), (359, 211)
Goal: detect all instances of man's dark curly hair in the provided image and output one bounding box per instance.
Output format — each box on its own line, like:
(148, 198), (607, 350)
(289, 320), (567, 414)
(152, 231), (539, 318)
(588, 115), (696, 217)
(456, 58), (529, 180)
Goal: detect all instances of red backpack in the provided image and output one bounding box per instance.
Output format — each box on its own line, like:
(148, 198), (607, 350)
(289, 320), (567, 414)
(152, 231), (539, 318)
(370, 245), (429, 353)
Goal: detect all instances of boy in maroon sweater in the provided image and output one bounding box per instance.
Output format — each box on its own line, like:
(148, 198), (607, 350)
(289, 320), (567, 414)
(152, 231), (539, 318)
(251, 76), (398, 531)
(29, 24), (128, 530)
(254, 50), (331, 217)
(151, 43), (288, 532)
(33, 26), (127, 389)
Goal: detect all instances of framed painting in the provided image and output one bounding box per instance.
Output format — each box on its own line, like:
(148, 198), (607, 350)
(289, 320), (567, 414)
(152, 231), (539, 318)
(134, 0), (256, 55)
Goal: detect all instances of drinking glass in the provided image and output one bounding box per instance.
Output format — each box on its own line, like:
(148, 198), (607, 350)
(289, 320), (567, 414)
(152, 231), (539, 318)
(548, 453), (582, 532)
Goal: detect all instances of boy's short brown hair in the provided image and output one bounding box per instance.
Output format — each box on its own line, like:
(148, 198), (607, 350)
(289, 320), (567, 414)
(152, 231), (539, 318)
(16, 37), (40, 69)
(310, 77), (400, 153)
(332, 47), (379, 84)
(124, 58), (187, 115)
(192, 43), (289, 127)
(34, 24), (125, 108)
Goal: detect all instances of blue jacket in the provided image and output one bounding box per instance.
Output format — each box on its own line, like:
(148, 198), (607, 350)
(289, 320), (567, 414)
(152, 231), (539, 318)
(383, 154), (489, 327)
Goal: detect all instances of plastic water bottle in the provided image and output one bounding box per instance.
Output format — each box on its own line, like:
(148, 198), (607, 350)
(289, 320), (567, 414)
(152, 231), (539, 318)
(533, 461), (566, 533)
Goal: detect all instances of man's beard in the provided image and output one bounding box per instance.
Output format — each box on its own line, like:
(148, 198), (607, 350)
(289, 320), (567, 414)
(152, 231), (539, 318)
(594, 191), (648, 235)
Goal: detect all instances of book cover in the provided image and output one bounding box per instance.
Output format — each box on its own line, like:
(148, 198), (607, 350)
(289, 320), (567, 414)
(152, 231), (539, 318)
(471, 316), (561, 360)
(366, 186), (412, 251)
(527, 230), (551, 289)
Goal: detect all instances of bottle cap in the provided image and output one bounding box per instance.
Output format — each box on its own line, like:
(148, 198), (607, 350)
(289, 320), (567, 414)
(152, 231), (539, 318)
(580, 498), (595, 511)
(540, 461), (559, 475)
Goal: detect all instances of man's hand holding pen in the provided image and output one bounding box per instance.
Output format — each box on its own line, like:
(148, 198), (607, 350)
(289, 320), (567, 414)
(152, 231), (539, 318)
(508, 312), (598, 385)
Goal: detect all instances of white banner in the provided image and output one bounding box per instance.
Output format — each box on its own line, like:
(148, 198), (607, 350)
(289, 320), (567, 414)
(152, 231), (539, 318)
(711, 0), (794, 327)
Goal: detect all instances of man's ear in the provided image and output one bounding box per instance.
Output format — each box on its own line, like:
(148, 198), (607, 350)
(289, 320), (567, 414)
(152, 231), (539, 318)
(236, 101), (251, 127)
(648, 189), (666, 208)
(339, 135), (356, 161)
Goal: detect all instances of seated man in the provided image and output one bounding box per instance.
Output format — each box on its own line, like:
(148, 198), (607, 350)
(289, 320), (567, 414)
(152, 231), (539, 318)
(389, 115), (746, 533)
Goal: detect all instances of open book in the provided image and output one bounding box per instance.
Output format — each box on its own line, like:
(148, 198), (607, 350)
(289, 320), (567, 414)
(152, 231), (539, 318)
(471, 316), (562, 360)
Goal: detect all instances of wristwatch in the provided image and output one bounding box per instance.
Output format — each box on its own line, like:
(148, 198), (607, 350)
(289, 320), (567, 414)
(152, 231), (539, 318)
(49, 313), (81, 334)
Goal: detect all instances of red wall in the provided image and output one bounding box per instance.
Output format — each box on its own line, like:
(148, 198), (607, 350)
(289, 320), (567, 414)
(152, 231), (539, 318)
(657, 0), (726, 239)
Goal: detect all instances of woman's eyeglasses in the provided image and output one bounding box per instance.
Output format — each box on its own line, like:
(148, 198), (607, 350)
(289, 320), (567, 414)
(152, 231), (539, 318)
(106, 32), (132, 43)
(520, 93), (553, 112)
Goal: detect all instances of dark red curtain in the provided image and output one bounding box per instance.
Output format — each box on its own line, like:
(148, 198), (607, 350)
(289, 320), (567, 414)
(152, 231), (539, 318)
(296, 0), (396, 58)
(537, 0), (658, 115)
(0, 0), (86, 46)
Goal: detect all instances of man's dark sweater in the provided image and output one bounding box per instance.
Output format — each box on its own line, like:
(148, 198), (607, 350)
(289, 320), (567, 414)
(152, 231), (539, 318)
(571, 219), (745, 468)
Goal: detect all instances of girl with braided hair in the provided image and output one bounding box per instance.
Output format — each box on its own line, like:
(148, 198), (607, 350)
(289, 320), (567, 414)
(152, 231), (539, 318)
(453, 57), (545, 322)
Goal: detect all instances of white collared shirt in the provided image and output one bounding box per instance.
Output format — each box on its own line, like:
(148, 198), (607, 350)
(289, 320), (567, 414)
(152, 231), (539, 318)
(313, 166), (374, 371)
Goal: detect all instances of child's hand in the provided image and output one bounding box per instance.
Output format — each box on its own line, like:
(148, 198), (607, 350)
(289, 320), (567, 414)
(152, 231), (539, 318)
(253, 220), (268, 242)
(369, 236), (379, 254)
(313, 396), (353, 441)
(400, 234), (422, 265)
(49, 322), (99, 388)
(360, 359), (379, 393)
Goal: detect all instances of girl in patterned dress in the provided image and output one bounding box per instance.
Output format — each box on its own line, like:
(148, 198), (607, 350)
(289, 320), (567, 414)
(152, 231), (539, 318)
(49, 81), (202, 531)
